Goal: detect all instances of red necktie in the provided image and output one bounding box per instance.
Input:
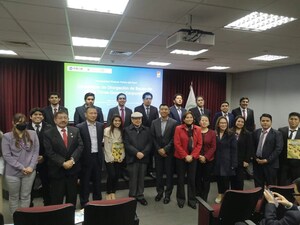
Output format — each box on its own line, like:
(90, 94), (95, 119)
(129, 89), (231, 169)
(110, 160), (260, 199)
(120, 107), (125, 124)
(61, 129), (68, 147)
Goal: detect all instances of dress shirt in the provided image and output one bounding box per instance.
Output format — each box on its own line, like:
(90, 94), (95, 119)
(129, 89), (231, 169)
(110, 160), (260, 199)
(222, 112), (229, 123)
(56, 126), (68, 139)
(51, 105), (60, 114)
(87, 121), (98, 153)
(261, 127), (271, 148)
(198, 107), (204, 115)
(240, 107), (247, 120)
(289, 127), (299, 140)
(118, 105), (126, 117)
(175, 106), (182, 118)
(160, 117), (168, 136)
(32, 122), (42, 132)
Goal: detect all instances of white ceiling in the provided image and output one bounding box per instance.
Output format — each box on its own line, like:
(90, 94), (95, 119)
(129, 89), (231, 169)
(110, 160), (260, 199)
(0, 0), (300, 73)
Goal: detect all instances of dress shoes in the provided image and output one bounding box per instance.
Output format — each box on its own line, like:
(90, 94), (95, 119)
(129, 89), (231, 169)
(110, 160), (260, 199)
(188, 203), (197, 209)
(137, 198), (148, 206)
(163, 197), (170, 204)
(147, 172), (156, 179)
(155, 194), (163, 202)
(177, 202), (184, 208)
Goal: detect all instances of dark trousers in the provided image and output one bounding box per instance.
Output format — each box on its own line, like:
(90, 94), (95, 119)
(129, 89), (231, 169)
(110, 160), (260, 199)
(50, 175), (78, 206)
(80, 155), (102, 206)
(155, 155), (174, 198)
(127, 162), (147, 200)
(231, 165), (246, 190)
(195, 160), (214, 201)
(105, 161), (121, 194)
(278, 161), (300, 185)
(176, 158), (197, 205)
(253, 163), (277, 188)
(216, 176), (231, 194)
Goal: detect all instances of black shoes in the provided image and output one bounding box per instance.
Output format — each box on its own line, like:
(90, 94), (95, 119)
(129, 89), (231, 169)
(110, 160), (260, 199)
(163, 197), (170, 204)
(137, 198), (148, 206)
(177, 202), (184, 208)
(188, 203), (197, 209)
(155, 194), (163, 202)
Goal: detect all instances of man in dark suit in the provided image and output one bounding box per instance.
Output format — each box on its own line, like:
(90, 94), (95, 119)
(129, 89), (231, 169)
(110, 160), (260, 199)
(43, 92), (68, 126)
(151, 104), (177, 204)
(124, 112), (152, 206)
(44, 111), (83, 206)
(278, 112), (300, 185)
(27, 107), (52, 205)
(74, 92), (104, 125)
(232, 97), (255, 132)
(76, 107), (104, 207)
(253, 113), (283, 188)
(107, 93), (132, 127)
(212, 101), (235, 129)
(189, 96), (211, 126)
(169, 93), (187, 125)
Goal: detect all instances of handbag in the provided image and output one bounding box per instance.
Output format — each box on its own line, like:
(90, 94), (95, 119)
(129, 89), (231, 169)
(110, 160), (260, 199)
(112, 142), (124, 162)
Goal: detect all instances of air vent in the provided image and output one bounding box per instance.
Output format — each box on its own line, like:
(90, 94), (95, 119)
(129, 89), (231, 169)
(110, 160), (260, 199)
(109, 50), (132, 56)
(4, 41), (31, 47)
(193, 57), (211, 62)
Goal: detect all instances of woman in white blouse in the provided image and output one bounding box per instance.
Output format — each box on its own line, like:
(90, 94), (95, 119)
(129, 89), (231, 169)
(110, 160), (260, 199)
(104, 114), (125, 200)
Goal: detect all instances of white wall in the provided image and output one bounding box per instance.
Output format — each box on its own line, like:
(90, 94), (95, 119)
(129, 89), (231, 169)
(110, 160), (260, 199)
(229, 64), (300, 129)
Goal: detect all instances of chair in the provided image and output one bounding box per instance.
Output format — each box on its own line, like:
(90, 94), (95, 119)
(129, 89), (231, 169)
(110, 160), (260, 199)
(0, 212), (4, 225)
(84, 197), (137, 225)
(13, 203), (75, 225)
(197, 187), (263, 225)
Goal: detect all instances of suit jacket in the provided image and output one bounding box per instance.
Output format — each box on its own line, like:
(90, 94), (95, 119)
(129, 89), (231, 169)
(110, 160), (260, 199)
(107, 106), (132, 127)
(278, 126), (300, 167)
(212, 112), (235, 129)
(232, 107), (255, 132)
(74, 105), (104, 125)
(261, 203), (300, 225)
(76, 121), (104, 167)
(253, 128), (283, 169)
(134, 104), (159, 127)
(44, 126), (83, 179)
(43, 105), (68, 126)
(150, 117), (177, 156)
(189, 107), (211, 126)
(124, 124), (152, 164)
(169, 106), (187, 125)
(236, 130), (253, 165)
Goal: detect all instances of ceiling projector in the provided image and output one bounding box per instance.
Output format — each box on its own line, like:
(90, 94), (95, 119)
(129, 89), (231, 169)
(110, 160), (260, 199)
(166, 29), (215, 51)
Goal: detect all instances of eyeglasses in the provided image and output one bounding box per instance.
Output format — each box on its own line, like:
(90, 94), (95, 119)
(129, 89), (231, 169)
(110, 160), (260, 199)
(292, 193), (300, 197)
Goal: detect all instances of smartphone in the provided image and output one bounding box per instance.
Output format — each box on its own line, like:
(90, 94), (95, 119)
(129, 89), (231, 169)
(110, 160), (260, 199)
(265, 188), (279, 207)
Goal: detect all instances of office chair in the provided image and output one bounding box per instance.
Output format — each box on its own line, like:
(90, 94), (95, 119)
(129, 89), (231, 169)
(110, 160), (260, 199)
(13, 203), (75, 225)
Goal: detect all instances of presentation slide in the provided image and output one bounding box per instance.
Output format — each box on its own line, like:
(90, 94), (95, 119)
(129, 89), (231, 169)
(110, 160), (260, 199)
(64, 63), (163, 121)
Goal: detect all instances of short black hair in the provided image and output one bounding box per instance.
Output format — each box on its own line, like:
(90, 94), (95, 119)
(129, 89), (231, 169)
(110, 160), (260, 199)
(221, 101), (229, 106)
(29, 107), (44, 117)
(289, 112), (300, 119)
(173, 93), (183, 100)
(260, 113), (272, 121)
(116, 93), (127, 100)
(54, 110), (68, 119)
(159, 103), (169, 109)
(48, 92), (60, 98)
(84, 92), (95, 100)
(239, 97), (249, 103)
(85, 106), (97, 113)
(142, 92), (153, 99)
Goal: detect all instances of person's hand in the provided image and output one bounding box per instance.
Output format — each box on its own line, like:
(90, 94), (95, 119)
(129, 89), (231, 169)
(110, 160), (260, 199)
(243, 161), (249, 167)
(63, 160), (73, 170)
(256, 158), (268, 164)
(273, 192), (293, 208)
(263, 190), (276, 204)
(185, 155), (193, 163)
(199, 155), (206, 163)
(136, 152), (144, 159)
(38, 155), (44, 164)
(158, 148), (167, 157)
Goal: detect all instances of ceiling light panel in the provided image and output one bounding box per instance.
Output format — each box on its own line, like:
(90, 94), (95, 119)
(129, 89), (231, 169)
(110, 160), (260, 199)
(171, 49), (208, 56)
(249, 54), (288, 61)
(147, 61), (171, 66)
(206, 66), (230, 70)
(0, 50), (17, 55)
(75, 55), (100, 61)
(72, 37), (109, 47)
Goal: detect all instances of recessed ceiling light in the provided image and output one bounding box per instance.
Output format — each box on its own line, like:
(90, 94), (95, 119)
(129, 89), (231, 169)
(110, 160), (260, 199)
(170, 49), (208, 56)
(75, 56), (101, 61)
(206, 66), (230, 70)
(72, 37), (109, 48)
(147, 61), (171, 66)
(249, 54), (288, 61)
(224, 12), (297, 32)
(0, 50), (17, 55)
(67, 0), (129, 15)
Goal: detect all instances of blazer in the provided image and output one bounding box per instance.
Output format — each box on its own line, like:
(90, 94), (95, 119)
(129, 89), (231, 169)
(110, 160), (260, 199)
(236, 130), (253, 165)
(212, 111), (235, 129)
(169, 106), (187, 125)
(134, 104), (159, 127)
(124, 124), (152, 164)
(44, 126), (83, 178)
(214, 132), (238, 176)
(200, 129), (217, 161)
(189, 107), (211, 126)
(43, 105), (68, 126)
(262, 203), (300, 225)
(76, 121), (104, 167)
(106, 106), (132, 127)
(74, 105), (104, 125)
(278, 126), (300, 167)
(174, 124), (202, 160)
(150, 117), (177, 156)
(253, 128), (283, 169)
(232, 107), (255, 132)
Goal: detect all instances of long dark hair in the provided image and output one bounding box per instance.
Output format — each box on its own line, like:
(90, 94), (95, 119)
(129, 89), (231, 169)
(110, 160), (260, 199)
(12, 113), (33, 148)
(109, 114), (123, 134)
(232, 115), (248, 134)
(215, 116), (233, 136)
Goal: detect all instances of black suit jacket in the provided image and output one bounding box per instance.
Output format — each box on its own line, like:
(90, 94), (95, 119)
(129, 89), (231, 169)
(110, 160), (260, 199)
(107, 106), (132, 127)
(278, 126), (300, 167)
(169, 106), (187, 125)
(76, 121), (104, 167)
(134, 104), (159, 127)
(212, 111), (235, 129)
(43, 105), (68, 126)
(150, 117), (177, 156)
(44, 126), (83, 178)
(253, 128), (283, 169)
(232, 107), (255, 132)
(74, 105), (104, 125)
(189, 107), (211, 126)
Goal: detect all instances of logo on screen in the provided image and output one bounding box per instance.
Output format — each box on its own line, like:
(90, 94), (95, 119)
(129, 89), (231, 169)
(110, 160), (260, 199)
(156, 71), (161, 78)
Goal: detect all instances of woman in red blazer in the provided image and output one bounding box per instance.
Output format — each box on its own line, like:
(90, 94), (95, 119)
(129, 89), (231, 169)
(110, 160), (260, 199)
(174, 111), (202, 209)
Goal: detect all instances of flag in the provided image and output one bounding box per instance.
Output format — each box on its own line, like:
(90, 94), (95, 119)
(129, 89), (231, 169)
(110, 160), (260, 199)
(185, 83), (197, 111)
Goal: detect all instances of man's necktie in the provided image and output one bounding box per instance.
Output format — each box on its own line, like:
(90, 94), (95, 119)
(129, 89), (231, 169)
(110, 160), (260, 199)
(178, 108), (182, 119)
(256, 130), (267, 157)
(120, 107), (125, 124)
(54, 108), (58, 114)
(61, 128), (68, 147)
(242, 109), (246, 119)
(200, 108), (204, 115)
(289, 130), (295, 139)
(146, 107), (150, 118)
(35, 124), (40, 135)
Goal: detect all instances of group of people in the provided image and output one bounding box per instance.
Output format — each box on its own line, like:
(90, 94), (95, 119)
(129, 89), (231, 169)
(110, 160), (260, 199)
(0, 91), (300, 221)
